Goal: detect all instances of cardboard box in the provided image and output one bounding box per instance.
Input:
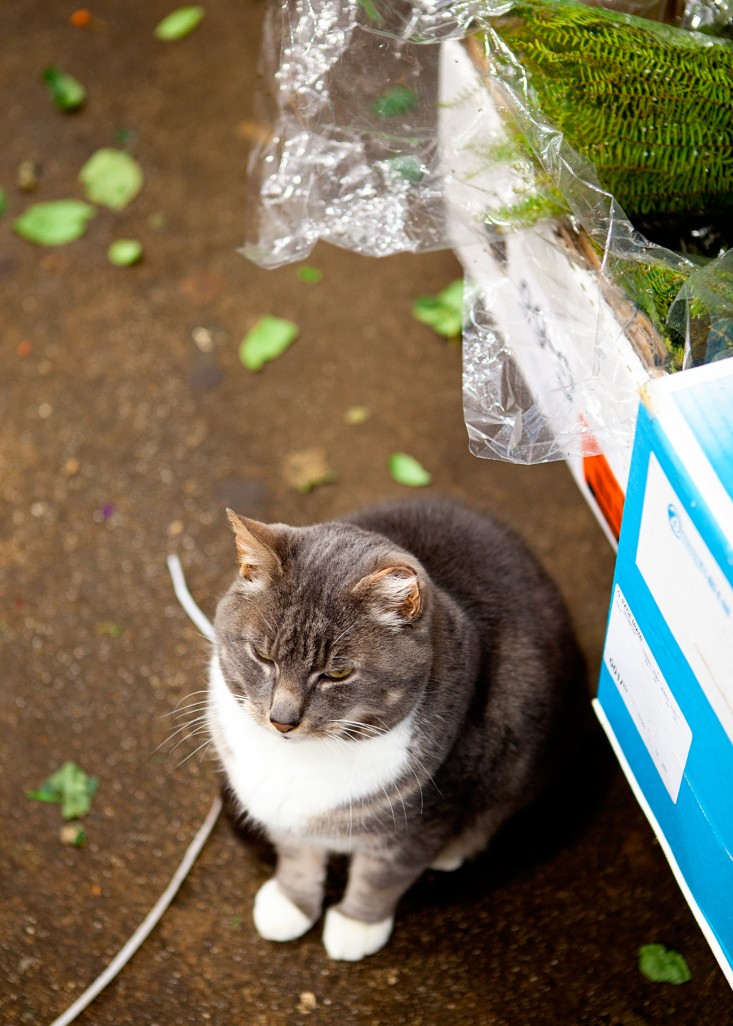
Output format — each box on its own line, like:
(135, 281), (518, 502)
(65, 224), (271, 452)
(596, 358), (733, 988)
(440, 41), (733, 983)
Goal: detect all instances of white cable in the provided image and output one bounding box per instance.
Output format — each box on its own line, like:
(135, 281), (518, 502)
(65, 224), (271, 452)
(166, 553), (216, 642)
(49, 555), (221, 1026)
(49, 794), (223, 1026)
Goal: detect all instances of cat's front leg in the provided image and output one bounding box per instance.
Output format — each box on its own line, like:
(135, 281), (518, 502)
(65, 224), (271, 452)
(253, 837), (327, 943)
(323, 850), (425, 961)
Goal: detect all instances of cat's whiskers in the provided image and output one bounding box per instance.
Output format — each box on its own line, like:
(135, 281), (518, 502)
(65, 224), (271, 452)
(369, 711), (443, 805)
(380, 784), (398, 831)
(165, 719), (212, 756)
(176, 727), (224, 768)
(153, 713), (212, 756)
(167, 699), (210, 712)
(409, 747), (443, 800)
(163, 702), (211, 723)
(162, 689), (211, 718)
(329, 620), (358, 648)
(330, 718), (388, 741)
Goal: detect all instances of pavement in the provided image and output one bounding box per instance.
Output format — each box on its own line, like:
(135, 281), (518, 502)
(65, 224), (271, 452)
(2, 2), (731, 1024)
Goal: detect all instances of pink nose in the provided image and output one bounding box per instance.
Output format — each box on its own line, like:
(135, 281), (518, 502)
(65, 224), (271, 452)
(270, 720), (298, 734)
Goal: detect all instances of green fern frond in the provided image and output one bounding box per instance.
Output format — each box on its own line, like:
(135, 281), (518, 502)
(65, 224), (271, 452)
(477, 0), (733, 218)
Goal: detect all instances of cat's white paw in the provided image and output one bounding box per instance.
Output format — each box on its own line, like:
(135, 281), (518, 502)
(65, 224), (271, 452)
(430, 852), (465, 872)
(430, 837), (468, 871)
(253, 878), (316, 942)
(322, 907), (394, 961)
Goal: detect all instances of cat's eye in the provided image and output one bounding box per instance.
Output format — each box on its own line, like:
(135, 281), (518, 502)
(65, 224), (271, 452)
(321, 667), (353, 681)
(252, 646), (274, 663)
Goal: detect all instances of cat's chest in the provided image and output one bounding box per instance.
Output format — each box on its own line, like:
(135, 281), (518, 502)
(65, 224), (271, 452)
(208, 653), (413, 837)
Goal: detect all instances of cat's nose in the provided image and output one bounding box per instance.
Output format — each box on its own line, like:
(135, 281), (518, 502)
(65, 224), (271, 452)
(270, 719), (299, 734)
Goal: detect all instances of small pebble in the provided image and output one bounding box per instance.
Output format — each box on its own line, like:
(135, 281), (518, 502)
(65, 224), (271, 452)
(296, 992), (317, 1015)
(59, 823), (86, 847)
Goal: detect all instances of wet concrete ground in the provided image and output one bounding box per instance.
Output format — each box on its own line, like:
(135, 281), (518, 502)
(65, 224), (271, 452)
(2, 3), (731, 1024)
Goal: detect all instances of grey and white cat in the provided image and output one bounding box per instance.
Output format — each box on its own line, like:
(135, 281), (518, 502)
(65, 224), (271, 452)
(207, 498), (587, 961)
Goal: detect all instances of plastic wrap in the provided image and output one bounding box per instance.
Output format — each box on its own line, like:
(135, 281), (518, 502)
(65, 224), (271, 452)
(243, 0), (733, 462)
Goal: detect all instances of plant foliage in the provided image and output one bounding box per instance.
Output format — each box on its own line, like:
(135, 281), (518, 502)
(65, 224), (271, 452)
(482, 0), (733, 218)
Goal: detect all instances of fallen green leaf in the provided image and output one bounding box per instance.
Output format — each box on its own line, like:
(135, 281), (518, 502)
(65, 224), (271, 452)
(114, 127), (137, 147)
(0, 188), (7, 217)
(154, 6), (205, 40)
(372, 85), (418, 118)
(389, 452), (432, 488)
(239, 316), (299, 372)
(79, 148), (143, 210)
(639, 944), (692, 985)
(13, 200), (95, 245)
(413, 278), (464, 339)
(95, 621), (124, 636)
(27, 761), (99, 820)
(42, 66), (86, 112)
(296, 265), (323, 284)
(107, 239), (143, 266)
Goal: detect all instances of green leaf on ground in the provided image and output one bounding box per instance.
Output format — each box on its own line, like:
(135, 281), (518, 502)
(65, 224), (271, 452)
(108, 239), (143, 266)
(154, 6), (205, 40)
(79, 148), (143, 210)
(0, 188), (7, 217)
(239, 316), (299, 371)
(27, 761), (99, 820)
(95, 621), (125, 636)
(638, 944), (692, 985)
(13, 200), (95, 245)
(42, 66), (86, 112)
(413, 278), (464, 338)
(372, 85), (418, 118)
(296, 265), (323, 284)
(388, 452), (432, 487)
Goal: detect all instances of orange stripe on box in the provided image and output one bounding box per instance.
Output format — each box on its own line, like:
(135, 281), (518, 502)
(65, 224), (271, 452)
(583, 453), (625, 540)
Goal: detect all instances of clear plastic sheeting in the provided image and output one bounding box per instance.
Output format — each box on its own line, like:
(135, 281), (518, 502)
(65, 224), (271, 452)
(243, 0), (733, 463)
(242, 1), (450, 266)
(682, 0), (733, 35)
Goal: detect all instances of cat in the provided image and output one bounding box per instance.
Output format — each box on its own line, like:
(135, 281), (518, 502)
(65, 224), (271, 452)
(207, 497), (588, 961)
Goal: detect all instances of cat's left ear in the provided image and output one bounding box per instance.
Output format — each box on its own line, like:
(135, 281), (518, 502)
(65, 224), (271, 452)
(354, 564), (423, 626)
(226, 509), (285, 584)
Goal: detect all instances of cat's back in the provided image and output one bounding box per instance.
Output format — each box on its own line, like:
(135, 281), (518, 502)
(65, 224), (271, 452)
(343, 497), (562, 624)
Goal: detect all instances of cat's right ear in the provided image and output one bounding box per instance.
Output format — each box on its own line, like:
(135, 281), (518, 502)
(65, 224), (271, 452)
(353, 563), (423, 627)
(226, 509), (284, 584)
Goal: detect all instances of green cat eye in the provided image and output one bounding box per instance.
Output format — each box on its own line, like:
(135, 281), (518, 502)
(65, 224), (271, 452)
(253, 647), (274, 663)
(322, 668), (353, 681)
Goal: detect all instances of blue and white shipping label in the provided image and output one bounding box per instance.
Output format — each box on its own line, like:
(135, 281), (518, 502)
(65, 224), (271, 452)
(603, 584), (692, 802)
(636, 452), (733, 745)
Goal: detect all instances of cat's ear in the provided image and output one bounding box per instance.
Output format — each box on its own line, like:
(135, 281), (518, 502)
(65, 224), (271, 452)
(354, 564), (422, 626)
(226, 509), (284, 584)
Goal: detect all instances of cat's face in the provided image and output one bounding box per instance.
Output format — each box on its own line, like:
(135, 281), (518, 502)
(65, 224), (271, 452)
(213, 511), (433, 743)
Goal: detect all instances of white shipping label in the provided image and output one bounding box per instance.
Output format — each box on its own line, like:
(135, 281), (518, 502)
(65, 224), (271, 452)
(604, 585), (692, 802)
(636, 453), (733, 744)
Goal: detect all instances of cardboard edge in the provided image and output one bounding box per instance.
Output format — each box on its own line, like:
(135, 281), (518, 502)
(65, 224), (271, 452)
(592, 698), (733, 990)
